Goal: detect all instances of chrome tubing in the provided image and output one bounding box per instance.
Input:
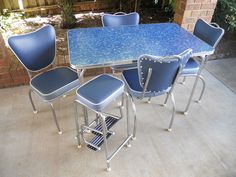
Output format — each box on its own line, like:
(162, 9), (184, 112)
(167, 93), (176, 132)
(49, 102), (62, 134)
(74, 101), (81, 148)
(28, 89), (37, 114)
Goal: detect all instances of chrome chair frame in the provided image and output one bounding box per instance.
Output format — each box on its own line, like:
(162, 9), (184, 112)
(181, 19), (225, 114)
(122, 49), (192, 133)
(8, 25), (80, 134)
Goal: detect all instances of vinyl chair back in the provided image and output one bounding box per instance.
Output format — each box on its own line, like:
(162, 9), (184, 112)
(138, 49), (193, 97)
(138, 56), (180, 95)
(8, 25), (56, 72)
(102, 12), (140, 27)
(122, 49), (192, 133)
(193, 19), (225, 48)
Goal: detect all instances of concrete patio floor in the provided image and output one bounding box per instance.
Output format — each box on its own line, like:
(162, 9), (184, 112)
(0, 69), (236, 177)
(206, 58), (236, 93)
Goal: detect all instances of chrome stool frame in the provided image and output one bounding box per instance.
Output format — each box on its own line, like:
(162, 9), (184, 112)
(74, 75), (135, 171)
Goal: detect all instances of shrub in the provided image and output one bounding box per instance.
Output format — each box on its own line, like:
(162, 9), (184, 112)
(58, 0), (77, 28)
(213, 0), (236, 32)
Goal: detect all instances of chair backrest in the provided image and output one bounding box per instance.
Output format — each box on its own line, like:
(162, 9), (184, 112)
(102, 12), (140, 27)
(193, 19), (225, 48)
(8, 25), (56, 72)
(138, 49), (192, 93)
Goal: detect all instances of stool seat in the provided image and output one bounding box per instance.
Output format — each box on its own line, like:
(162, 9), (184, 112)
(76, 74), (124, 111)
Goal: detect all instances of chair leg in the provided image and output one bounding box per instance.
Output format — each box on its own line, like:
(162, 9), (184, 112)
(95, 113), (100, 125)
(147, 97), (152, 104)
(163, 93), (169, 106)
(129, 94), (137, 140)
(167, 93), (176, 132)
(183, 74), (201, 115)
(74, 101), (81, 148)
(49, 103), (62, 134)
(100, 114), (111, 171)
(28, 89), (37, 114)
(112, 68), (115, 75)
(83, 106), (89, 126)
(125, 93), (131, 147)
(119, 93), (124, 118)
(180, 77), (186, 84)
(196, 75), (205, 103)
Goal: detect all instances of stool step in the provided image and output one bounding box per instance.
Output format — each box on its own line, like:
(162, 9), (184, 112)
(87, 116), (119, 151)
(92, 116), (119, 136)
(87, 132), (112, 151)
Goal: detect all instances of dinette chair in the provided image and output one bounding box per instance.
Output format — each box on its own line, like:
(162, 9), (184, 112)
(8, 25), (80, 134)
(102, 12), (140, 73)
(74, 74), (134, 171)
(179, 19), (224, 114)
(122, 49), (192, 133)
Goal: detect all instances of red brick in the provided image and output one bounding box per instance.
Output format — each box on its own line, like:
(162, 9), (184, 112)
(188, 24), (195, 31)
(191, 10), (200, 17)
(181, 23), (189, 30)
(184, 10), (192, 17)
(201, 16), (213, 22)
(199, 10), (208, 16)
(201, 3), (216, 10)
(207, 10), (215, 16)
(186, 4), (201, 10)
(183, 17), (196, 24)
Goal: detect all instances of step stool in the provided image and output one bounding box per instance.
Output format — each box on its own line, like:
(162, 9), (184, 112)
(74, 74), (134, 171)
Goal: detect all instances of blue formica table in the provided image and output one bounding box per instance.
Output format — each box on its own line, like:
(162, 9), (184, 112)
(68, 23), (214, 70)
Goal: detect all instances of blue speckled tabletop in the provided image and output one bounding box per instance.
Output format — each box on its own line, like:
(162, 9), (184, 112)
(68, 23), (214, 69)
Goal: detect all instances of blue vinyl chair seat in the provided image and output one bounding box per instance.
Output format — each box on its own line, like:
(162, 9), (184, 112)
(31, 67), (79, 101)
(76, 74), (124, 112)
(122, 68), (170, 98)
(181, 58), (200, 76)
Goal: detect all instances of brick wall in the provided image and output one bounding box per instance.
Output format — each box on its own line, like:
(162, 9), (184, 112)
(174, 0), (218, 31)
(0, 33), (29, 88)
